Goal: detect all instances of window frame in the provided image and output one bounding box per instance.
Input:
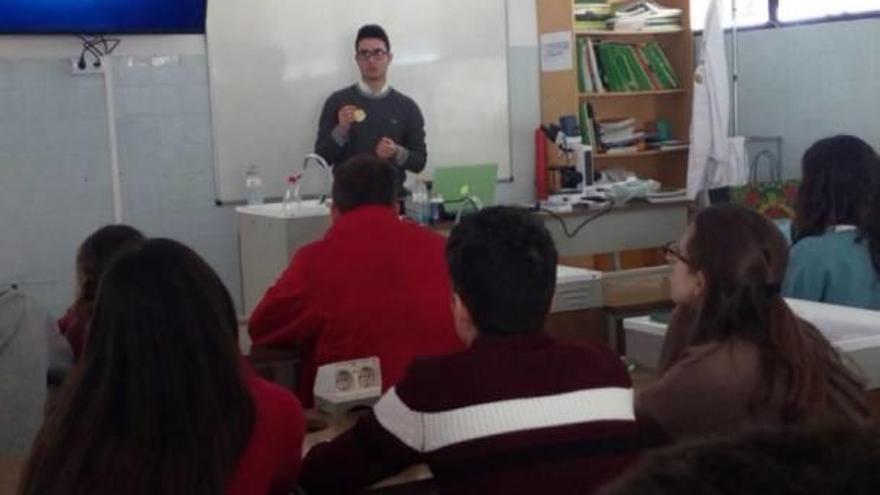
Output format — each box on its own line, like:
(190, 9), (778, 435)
(692, 0), (880, 34)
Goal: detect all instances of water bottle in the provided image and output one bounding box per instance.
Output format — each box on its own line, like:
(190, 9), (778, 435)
(411, 179), (430, 225)
(430, 193), (444, 224)
(282, 175), (302, 214)
(245, 165), (264, 205)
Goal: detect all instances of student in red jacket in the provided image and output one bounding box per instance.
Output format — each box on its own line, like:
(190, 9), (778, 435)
(58, 224), (145, 359)
(19, 239), (304, 495)
(300, 207), (640, 495)
(249, 155), (462, 406)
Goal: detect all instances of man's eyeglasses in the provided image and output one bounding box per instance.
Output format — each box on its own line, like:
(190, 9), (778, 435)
(357, 49), (388, 61)
(663, 241), (690, 265)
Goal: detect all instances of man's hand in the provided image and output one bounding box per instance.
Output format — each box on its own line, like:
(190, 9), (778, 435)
(336, 105), (358, 134)
(375, 137), (399, 160)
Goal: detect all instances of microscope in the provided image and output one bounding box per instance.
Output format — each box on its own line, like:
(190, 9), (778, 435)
(540, 123), (604, 206)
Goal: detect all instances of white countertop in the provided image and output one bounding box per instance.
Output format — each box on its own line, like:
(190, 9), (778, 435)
(236, 200), (331, 219)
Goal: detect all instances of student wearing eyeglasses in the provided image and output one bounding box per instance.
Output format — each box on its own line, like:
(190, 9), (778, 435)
(638, 205), (870, 443)
(314, 24), (427, 194)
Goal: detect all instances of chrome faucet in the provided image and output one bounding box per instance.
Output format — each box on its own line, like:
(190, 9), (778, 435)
(301, 153), (333, 204)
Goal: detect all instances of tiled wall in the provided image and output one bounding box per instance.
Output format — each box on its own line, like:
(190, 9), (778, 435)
(113, 54), (241, 312)
(734, 18), (880, 177)
(0, 59), (116, 315)
(0, 54), (242, 316)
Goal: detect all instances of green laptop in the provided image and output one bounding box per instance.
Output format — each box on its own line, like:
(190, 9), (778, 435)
(431, 164), (498, 215)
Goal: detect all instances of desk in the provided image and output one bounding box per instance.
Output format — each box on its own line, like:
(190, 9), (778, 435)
(540, 200), (689, 259)
(431, 200), (689, 257)
(623, 299), (880, 415)
(602, 268), (673, 353)
(304, 410), (435, 493)
(237, 200), (690, 314)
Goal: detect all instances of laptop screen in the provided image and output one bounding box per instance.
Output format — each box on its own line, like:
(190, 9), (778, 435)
(431, 164), (499, 214)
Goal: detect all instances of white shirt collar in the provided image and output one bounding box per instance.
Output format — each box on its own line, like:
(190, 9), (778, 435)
(358, 80), (391, 98)
(830, 225), (858, 233)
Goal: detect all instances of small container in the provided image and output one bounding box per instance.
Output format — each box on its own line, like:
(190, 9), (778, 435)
(430, 194), (444, 224)
(245, 164), (264, 205)
(282, 174), (302, 214)
(410, 179), (430, 225)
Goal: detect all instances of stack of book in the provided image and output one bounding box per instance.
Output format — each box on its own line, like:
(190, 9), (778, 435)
(606, 1), (683, 32)
(577, 105), (687, 156)
(576, 102), (638, 155)
(646, 188), (687, 203)
(575, 40), (680, 94)
(573, 1), (613, 31)
(598, 118), (645, 154)
(648, 139), (689, 151)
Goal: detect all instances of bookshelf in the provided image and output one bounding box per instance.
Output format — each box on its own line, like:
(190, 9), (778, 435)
(537, 0), (694, 191)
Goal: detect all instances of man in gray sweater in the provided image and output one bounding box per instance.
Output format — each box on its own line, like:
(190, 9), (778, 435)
(314, 24), (427, 194)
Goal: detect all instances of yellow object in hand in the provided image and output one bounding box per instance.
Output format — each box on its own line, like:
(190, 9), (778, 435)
(354, 109), (367, 123)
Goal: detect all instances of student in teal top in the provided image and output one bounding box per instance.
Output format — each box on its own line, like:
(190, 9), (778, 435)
(783, 135), (880, 310)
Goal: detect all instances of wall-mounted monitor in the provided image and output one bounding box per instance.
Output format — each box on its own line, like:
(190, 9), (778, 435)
(0, 0), (208, 34)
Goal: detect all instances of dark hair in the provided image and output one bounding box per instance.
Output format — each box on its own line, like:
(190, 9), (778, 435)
(74, 224), (145, 321)
(794, 135), (880, 275)
(661, 204), (869, 423)
(19, 239), (255, 495)
(332, 155), (396, 213)
(446, 206), (558, 335)
(356, 24), (390, 52)
(598, 424), (880, 495)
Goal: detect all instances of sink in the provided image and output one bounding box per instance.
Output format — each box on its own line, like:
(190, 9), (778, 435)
(235, 199), (331, 219)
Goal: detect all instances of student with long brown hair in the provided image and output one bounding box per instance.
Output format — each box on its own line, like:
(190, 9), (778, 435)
(637, 204), (871, 442)
(58, 224), (145, 359)
(784, 135), (880, 310)
(19, 239), (304, 495)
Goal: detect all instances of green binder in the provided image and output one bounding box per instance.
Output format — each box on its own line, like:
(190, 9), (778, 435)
(624, 46), (653, 91)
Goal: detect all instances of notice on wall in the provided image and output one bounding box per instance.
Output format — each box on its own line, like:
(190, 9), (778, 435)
(540, 31), (573, 72)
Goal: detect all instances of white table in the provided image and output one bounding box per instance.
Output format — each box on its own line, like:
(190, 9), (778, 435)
(624, 299), (880, 389)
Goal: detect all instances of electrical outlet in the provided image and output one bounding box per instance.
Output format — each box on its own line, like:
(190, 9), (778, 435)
(70, 56), (105, 75)
(314, 356), (382, 407)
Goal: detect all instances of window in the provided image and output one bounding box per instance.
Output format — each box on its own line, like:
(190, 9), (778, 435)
(778, 1), (880, 22)
(690, 0), (769, 31)
(689, 0), (880, 31)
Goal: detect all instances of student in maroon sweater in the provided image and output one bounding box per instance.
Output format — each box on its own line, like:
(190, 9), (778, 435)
(19, 239), (304, 495)
(58, 225), (145, 359)
(300, 207), (640, 495)
(249, 155), (462, 406)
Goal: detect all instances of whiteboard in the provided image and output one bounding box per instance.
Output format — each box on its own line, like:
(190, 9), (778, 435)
(207, 0), (511, 202)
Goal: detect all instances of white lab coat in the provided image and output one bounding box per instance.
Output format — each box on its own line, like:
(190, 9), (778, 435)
(687, 0), (747, 199)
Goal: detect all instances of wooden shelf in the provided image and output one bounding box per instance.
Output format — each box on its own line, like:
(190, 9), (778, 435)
(580, 89), (685, 98)
(538, 0), (692, 192)
(575, 28), (684, 37)
(594, 148), (689, 159)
